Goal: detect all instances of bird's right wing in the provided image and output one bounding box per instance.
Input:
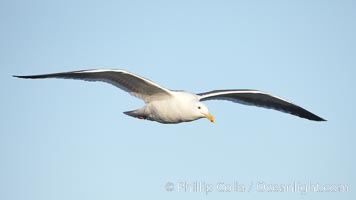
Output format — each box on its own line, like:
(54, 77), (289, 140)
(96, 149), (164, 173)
(198, 89), (326, 121)
(14, 69), (172, 102)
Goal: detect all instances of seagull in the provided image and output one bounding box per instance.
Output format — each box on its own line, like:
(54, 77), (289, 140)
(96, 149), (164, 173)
(14, 69), (326, 123)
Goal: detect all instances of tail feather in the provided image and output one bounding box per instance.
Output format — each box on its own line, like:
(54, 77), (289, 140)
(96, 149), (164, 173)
(124, 109), (147, 119)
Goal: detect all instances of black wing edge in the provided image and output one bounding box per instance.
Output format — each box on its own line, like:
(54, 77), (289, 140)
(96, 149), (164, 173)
(12, 70), (88, 79)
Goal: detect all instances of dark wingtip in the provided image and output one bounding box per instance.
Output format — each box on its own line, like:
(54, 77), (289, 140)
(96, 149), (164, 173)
(13, 75), (28, 78)
(309, 116), (327, 122)
(13, 75), (42, 79)
(297, 107), (327, 122)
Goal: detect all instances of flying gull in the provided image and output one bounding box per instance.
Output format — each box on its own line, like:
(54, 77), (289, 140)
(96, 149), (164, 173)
(14, 69), (326, 123)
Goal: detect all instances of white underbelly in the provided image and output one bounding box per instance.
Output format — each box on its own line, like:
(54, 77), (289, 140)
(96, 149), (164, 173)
(146, 100), (195, 123)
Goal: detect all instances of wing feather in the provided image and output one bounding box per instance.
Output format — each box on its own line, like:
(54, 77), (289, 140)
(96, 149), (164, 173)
(14, 69), (172, 102)
(198, 89), (326, 121)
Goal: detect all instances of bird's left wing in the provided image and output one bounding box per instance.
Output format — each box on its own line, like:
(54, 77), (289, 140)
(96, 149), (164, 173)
(197, 89), (326, 121)
(14, 69), (172, 102)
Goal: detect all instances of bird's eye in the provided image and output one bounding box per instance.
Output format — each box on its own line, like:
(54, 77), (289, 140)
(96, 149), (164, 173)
(198, 106), (201, 109)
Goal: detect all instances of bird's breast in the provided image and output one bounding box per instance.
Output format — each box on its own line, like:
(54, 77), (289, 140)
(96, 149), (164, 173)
(146, 98), (196, 123)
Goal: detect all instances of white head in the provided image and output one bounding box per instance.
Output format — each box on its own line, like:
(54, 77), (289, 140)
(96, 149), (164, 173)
(193, 102), (215, 123)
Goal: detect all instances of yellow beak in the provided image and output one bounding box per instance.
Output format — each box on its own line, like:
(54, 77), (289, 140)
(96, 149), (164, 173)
(204, 113), (215, 123)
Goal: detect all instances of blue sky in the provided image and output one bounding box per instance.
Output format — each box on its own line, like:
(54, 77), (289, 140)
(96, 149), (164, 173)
(0, 0), (355, 199)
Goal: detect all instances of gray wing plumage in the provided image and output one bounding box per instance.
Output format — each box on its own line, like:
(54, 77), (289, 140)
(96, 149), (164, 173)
(14, 69), (172, 102)
(198, 89), (326, 121)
